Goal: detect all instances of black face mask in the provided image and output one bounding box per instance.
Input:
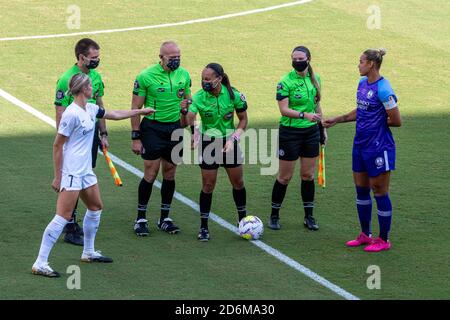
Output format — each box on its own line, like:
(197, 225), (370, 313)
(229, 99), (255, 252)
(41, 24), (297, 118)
(202, 78), (221, 92)
(202, 81), (214, 92)
(292, 60), (308, 72)
(85, 58), (100, 69)
(166, 58), (180, 71)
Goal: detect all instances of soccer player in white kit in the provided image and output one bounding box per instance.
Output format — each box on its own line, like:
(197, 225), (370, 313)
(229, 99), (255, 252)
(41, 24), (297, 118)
(32, 73), (155, 277)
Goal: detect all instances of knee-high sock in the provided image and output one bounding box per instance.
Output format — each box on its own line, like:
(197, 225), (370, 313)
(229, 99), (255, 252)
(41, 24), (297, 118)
(36, 215), (68, 264)
(200, 191), (213, 229)
(83, 209), (102, 254)
(375, 194), (392, 241)
(356, 187), (372, 236)
(232, 187), (247, 221)
(137, 178), (153, 220)
(160, 179), (175, 221)
(301, 180), (315, 218)
(271, 180), (288, 217)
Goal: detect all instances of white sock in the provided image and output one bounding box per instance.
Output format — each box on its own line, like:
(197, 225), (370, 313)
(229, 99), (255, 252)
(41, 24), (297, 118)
(83, 209), (102, 255)
(36, 215), (68, 265)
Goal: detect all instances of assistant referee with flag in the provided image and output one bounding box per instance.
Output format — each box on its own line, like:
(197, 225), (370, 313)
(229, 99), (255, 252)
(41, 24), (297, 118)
(269, 45), (327, 231)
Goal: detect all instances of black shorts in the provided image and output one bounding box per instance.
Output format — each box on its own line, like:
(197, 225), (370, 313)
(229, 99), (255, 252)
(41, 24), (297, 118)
(278, 124), (320, 160)
(199, 135), (243, 170)
(91, 121), (101, 168)
(140, 118), (183, 164)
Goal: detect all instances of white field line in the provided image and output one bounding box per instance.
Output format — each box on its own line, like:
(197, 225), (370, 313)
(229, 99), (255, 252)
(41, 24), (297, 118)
(0, 0), (314, 41)
(0, 87), (360, 300)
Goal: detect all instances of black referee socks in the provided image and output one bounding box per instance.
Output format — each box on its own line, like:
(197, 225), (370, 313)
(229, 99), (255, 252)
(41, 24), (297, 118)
(232, 187), (247, 221)
(271, 179), (288, 217)
(301, 179), (315, 218)
(160, 179), (175, 220)
(200, 191), (213, 229)
(137, 178), (153, 220)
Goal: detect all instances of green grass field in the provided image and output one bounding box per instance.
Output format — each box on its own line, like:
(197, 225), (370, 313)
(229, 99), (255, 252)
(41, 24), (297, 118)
(0, 0), (449, 300)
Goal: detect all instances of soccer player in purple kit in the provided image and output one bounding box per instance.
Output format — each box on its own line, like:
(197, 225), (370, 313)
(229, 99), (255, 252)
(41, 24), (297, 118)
(324, 48), (401, 252)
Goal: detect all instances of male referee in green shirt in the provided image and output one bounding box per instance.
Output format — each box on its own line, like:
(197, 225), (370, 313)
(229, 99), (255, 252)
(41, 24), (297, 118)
(130, 41), (192, 236)
(54, 38), (109, 245)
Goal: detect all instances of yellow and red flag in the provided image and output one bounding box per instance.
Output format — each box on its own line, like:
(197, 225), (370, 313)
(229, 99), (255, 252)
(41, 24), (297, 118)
(318, 145), (326, 188)
(102, 149), (123, 187)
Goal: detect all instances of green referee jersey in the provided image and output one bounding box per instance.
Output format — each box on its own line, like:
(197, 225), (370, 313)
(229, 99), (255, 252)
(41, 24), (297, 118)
(133, 63), (192, 123)
(189, 84), (247, 138)
(54, 64), (104, 107)
(276, 69), (321, 128)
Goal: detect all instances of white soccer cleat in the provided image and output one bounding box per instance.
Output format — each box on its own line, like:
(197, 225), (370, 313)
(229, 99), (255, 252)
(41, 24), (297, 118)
(81, 250), (113, 263)
(31, 262), (61, 278)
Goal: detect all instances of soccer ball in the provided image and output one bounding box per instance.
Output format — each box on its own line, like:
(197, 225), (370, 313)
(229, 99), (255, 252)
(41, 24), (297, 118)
(238, 215), (264, 240)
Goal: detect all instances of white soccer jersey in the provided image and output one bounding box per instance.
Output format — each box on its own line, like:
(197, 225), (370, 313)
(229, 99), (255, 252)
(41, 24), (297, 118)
(58, 102), (105, 177)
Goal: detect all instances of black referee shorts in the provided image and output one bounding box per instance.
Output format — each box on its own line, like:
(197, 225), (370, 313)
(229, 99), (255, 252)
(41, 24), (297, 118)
(199, 135), (243, 170)
(278, 124), (320, 161)
(140, 118), (183, 164)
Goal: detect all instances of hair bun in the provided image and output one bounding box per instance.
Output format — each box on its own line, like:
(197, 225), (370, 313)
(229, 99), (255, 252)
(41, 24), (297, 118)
(379, 48), (387, 57)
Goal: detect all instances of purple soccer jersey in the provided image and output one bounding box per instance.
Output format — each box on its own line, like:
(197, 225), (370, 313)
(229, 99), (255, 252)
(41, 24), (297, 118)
(354, 76), (398, 152)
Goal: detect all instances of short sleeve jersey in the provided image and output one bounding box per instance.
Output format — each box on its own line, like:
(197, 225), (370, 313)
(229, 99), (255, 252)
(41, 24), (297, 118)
(276, 70), (321, 128)
(54, 64), (104, 107)
(189, 85), (247, 138)
(354, 76), (398, 152)
(58, 102), (106, 177)
(133, 63), (191, 123)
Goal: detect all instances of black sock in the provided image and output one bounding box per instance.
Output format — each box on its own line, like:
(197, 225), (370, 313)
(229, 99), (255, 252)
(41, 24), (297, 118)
(160, 179), (175, 221)
(232, 187), (247, 221)
(301, 180), (315, 218)
(137, 178), (153, 220)
(200, 191), (213, 229)
(271, 179), (288, 217)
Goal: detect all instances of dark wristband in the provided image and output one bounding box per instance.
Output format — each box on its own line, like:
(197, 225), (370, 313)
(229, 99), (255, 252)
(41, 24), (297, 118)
(299, 112), (305, 119)
(131, 130), (141, 140)
(190, 125), (195, 134)
(180, 108), (188, 115)
(100, 131), (108, 137)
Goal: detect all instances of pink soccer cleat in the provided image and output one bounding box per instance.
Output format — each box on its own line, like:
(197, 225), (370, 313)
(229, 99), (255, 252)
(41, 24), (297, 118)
(346, 232), (373, 247)
(364, 237), (391, 252)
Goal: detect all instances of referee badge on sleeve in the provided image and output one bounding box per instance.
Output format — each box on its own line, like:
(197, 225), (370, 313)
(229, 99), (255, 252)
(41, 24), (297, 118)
(134, 80), (140, 90)
(56, 90), (65, 100)
(240, 93), (246, 102)
(277, 83), (283, 91)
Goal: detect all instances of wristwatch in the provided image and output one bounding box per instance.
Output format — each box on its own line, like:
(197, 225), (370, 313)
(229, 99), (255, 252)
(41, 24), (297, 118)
(131, 130), (141, 140)
(299, 112), (305, 119)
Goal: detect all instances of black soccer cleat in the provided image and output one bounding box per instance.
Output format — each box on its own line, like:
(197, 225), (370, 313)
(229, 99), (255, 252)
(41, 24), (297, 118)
(64, 231), (84, 246)
(157, 218), (180, 234)
(268, 215), (281, 230)
(304, 215), (319, 231)
(74, 221), (84, 236)
(134, 219), (150, 236)
(197, 228), (210, 242)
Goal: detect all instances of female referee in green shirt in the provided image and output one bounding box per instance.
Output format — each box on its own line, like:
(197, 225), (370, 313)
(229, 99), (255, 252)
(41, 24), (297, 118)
(269, 46), (326, 231)
(187, 63), (248, 241)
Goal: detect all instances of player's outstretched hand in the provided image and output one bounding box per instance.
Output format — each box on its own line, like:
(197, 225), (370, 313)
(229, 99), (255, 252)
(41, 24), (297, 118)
(323, 118), (338, 128)
(140, 108), (156, 116)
